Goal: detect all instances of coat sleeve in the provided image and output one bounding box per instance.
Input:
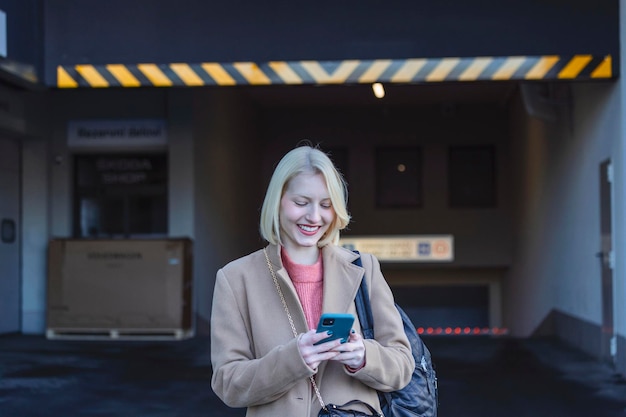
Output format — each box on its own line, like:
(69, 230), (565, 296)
(210, 268), (315, 408)
(348, 253), (415, 391)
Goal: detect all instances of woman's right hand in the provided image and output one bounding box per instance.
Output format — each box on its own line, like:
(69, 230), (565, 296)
(297, 329), (342, 371)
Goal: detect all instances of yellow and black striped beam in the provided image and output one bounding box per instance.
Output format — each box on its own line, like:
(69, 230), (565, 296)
(57, 54), (613, 88)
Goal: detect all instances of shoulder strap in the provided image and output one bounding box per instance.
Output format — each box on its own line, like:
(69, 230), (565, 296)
(353, 251), (375, 340)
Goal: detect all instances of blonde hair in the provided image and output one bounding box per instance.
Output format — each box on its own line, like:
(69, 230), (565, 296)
(260, 144), (350, 247)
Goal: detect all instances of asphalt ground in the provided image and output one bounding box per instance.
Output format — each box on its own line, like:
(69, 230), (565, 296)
(0, 334), (625, 417)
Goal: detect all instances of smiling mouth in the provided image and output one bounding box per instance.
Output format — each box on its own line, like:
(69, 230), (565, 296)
(299, 225), (319, 233)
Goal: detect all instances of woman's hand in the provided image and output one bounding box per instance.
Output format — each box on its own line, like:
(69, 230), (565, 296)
(297, 329), (342, 371)
(329, 329), (366, 369)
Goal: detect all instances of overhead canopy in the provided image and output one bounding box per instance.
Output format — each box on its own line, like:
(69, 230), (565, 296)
(57, 54), (613, 88)
(48, 0), (618, 88)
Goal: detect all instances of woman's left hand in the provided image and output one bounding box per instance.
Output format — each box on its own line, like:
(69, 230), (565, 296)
(329, 329), (366, 369)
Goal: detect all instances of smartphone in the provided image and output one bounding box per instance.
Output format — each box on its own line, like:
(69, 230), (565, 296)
(314, 313), (355, 345)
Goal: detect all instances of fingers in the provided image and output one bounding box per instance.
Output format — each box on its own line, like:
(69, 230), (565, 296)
(329, 329), (366, 368)
(297, 330), (342, 370)
(298, 329), (366, 370)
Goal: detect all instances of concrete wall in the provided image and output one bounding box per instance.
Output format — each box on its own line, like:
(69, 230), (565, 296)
(11, 88), (48, 334)
(192, 89), (264, 331)
(21, 124), (49, 333)
(506, 82), (621, 356)
(619, 334), (626, 376)
(616, 0), (626, 377)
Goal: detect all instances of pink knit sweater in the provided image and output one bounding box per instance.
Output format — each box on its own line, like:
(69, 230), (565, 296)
(281, 248), (323, 330)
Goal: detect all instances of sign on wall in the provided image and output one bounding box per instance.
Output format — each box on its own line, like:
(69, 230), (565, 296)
(67, 119), (167, 148)
(339, 235), (454, 262)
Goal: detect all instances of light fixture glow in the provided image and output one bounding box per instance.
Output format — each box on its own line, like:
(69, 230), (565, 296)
(372, 82), (385, 98)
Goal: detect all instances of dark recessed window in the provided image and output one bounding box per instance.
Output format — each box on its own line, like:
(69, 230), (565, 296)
(376, 147), (422, 208)
(73, 153), (168, 238)
(448, 145), (496, 208)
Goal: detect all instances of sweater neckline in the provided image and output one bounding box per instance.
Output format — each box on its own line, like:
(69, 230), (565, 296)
(281, 247), (323, 283)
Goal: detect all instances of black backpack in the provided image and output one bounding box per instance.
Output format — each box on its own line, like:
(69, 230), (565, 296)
(353, 253), (439, 417)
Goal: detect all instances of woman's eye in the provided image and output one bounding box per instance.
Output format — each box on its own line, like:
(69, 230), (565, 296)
(295, 201), (307, 206)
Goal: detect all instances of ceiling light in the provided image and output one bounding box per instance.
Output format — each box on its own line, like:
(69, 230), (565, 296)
(372, 82), (385, 99)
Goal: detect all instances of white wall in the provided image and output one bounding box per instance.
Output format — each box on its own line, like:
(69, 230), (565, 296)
(507, 82), (620, 338)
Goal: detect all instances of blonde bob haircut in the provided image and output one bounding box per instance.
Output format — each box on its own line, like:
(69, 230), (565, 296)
(260, 145), (351, 247)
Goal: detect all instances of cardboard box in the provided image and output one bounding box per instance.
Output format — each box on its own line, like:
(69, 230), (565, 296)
(46, 238), (193, 339)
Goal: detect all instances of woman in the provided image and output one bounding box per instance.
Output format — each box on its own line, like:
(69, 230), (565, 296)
(210, 144), (414, 417)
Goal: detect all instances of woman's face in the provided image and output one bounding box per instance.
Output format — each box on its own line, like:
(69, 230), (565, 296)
(279, 172), (336, 252)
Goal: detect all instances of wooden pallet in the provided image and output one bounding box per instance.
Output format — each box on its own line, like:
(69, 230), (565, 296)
(46, 328), (194, 341)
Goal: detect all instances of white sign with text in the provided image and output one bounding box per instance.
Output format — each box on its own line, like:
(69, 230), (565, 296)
(339, 235), (454, 262)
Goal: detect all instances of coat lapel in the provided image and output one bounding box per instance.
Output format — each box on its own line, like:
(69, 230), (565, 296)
(317, 245), (363, 385)
(321, 245), (364, 315)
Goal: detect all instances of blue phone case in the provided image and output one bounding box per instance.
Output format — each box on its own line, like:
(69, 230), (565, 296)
(315, 313), (355, 345)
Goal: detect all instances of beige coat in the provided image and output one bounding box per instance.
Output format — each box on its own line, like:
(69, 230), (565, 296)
(210, 243), (414, 417)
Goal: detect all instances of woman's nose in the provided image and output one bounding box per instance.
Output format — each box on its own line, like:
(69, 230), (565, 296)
(306, 205), (321, 222)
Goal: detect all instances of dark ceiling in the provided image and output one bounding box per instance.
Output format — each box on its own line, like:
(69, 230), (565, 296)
(244, 81), (519, 108)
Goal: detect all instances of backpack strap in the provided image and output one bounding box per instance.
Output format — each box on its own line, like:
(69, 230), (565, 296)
(352, 251), (375, 340)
